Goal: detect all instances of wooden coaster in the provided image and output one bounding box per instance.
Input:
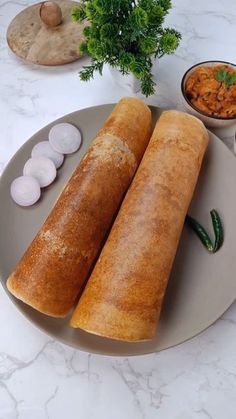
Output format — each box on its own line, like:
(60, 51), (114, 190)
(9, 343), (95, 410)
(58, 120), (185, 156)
(7, 1), (87, 66)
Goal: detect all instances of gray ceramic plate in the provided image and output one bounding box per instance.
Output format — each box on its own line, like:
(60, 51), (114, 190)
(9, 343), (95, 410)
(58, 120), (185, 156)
(0, 104), (236, 356)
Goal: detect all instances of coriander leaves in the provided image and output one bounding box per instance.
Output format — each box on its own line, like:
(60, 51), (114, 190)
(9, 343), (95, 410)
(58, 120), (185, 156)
(216, 69), (236, 87)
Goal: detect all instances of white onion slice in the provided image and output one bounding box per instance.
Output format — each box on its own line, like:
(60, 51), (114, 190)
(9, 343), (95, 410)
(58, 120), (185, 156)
(31, 141), (64, 169)
(23, 157), (56, 187)
(49, 123), (82, 154)
(11, 176), (41, 207)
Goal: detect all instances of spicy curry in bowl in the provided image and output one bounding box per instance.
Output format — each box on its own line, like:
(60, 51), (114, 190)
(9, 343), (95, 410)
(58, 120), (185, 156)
(184, 64), (236, 119)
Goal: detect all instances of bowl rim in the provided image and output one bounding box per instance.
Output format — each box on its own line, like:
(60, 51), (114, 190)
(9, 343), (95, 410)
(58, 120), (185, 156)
(181, 60), (236, 121)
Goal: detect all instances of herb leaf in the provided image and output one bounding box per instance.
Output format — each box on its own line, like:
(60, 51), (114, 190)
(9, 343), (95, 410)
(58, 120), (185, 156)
(216, 69), (236, 87)
(216, 69), (227, 83)
(72, 0), (181, 96)
(227, 73), (236, 86)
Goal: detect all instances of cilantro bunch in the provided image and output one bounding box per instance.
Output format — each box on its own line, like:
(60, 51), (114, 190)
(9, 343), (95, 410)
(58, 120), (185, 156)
(72, 0), (181, 96)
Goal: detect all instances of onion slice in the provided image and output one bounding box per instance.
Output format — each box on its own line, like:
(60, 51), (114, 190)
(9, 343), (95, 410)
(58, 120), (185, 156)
(49, 123), (82, 154)
(31, 141), (64, 169)
(23, 157), (56, 188)
(11, 176), (41, 207)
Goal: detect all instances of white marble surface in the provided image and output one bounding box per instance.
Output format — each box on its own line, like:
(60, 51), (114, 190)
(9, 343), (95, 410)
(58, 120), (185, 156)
(0, 1), (236, 418)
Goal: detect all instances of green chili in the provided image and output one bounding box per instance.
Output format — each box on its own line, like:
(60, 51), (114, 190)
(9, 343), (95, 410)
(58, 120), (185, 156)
(186, 210), (224, 254)
(210, 209), (224, 253)
(186, 215), (214, 252)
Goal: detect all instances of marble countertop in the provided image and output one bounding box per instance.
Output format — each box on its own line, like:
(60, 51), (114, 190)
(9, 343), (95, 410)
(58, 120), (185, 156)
(1, 1), (236, 418)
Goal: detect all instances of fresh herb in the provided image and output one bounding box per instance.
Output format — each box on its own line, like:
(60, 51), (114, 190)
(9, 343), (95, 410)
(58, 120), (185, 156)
(186, 209), (224, 254)
(216, 69), (236, 87)
(72, 0), (181, 96)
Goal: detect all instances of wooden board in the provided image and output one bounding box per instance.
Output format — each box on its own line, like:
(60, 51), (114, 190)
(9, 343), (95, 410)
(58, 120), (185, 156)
(7, 1), (87, 66)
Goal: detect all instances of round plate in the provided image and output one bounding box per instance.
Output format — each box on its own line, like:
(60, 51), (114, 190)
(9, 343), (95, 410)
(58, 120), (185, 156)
(0, 105), (236, 356)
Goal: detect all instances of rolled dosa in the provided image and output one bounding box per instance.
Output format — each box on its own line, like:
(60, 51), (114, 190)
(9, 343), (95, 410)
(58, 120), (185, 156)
(7, 97), (151, 317)
(70, 110), (209, 341)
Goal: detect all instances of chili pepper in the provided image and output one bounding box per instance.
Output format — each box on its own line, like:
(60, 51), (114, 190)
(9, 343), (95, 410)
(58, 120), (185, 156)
(210, 209), (224, 253)
(186, 215), (214, 252)
(186, 210), (224, 254)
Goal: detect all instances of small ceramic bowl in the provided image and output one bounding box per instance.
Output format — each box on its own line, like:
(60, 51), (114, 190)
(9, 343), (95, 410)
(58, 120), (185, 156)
(181, 60), (236, 128)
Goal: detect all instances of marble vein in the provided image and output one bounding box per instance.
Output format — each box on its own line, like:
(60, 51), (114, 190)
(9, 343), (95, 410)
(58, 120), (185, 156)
(44, 386), (59, 419)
